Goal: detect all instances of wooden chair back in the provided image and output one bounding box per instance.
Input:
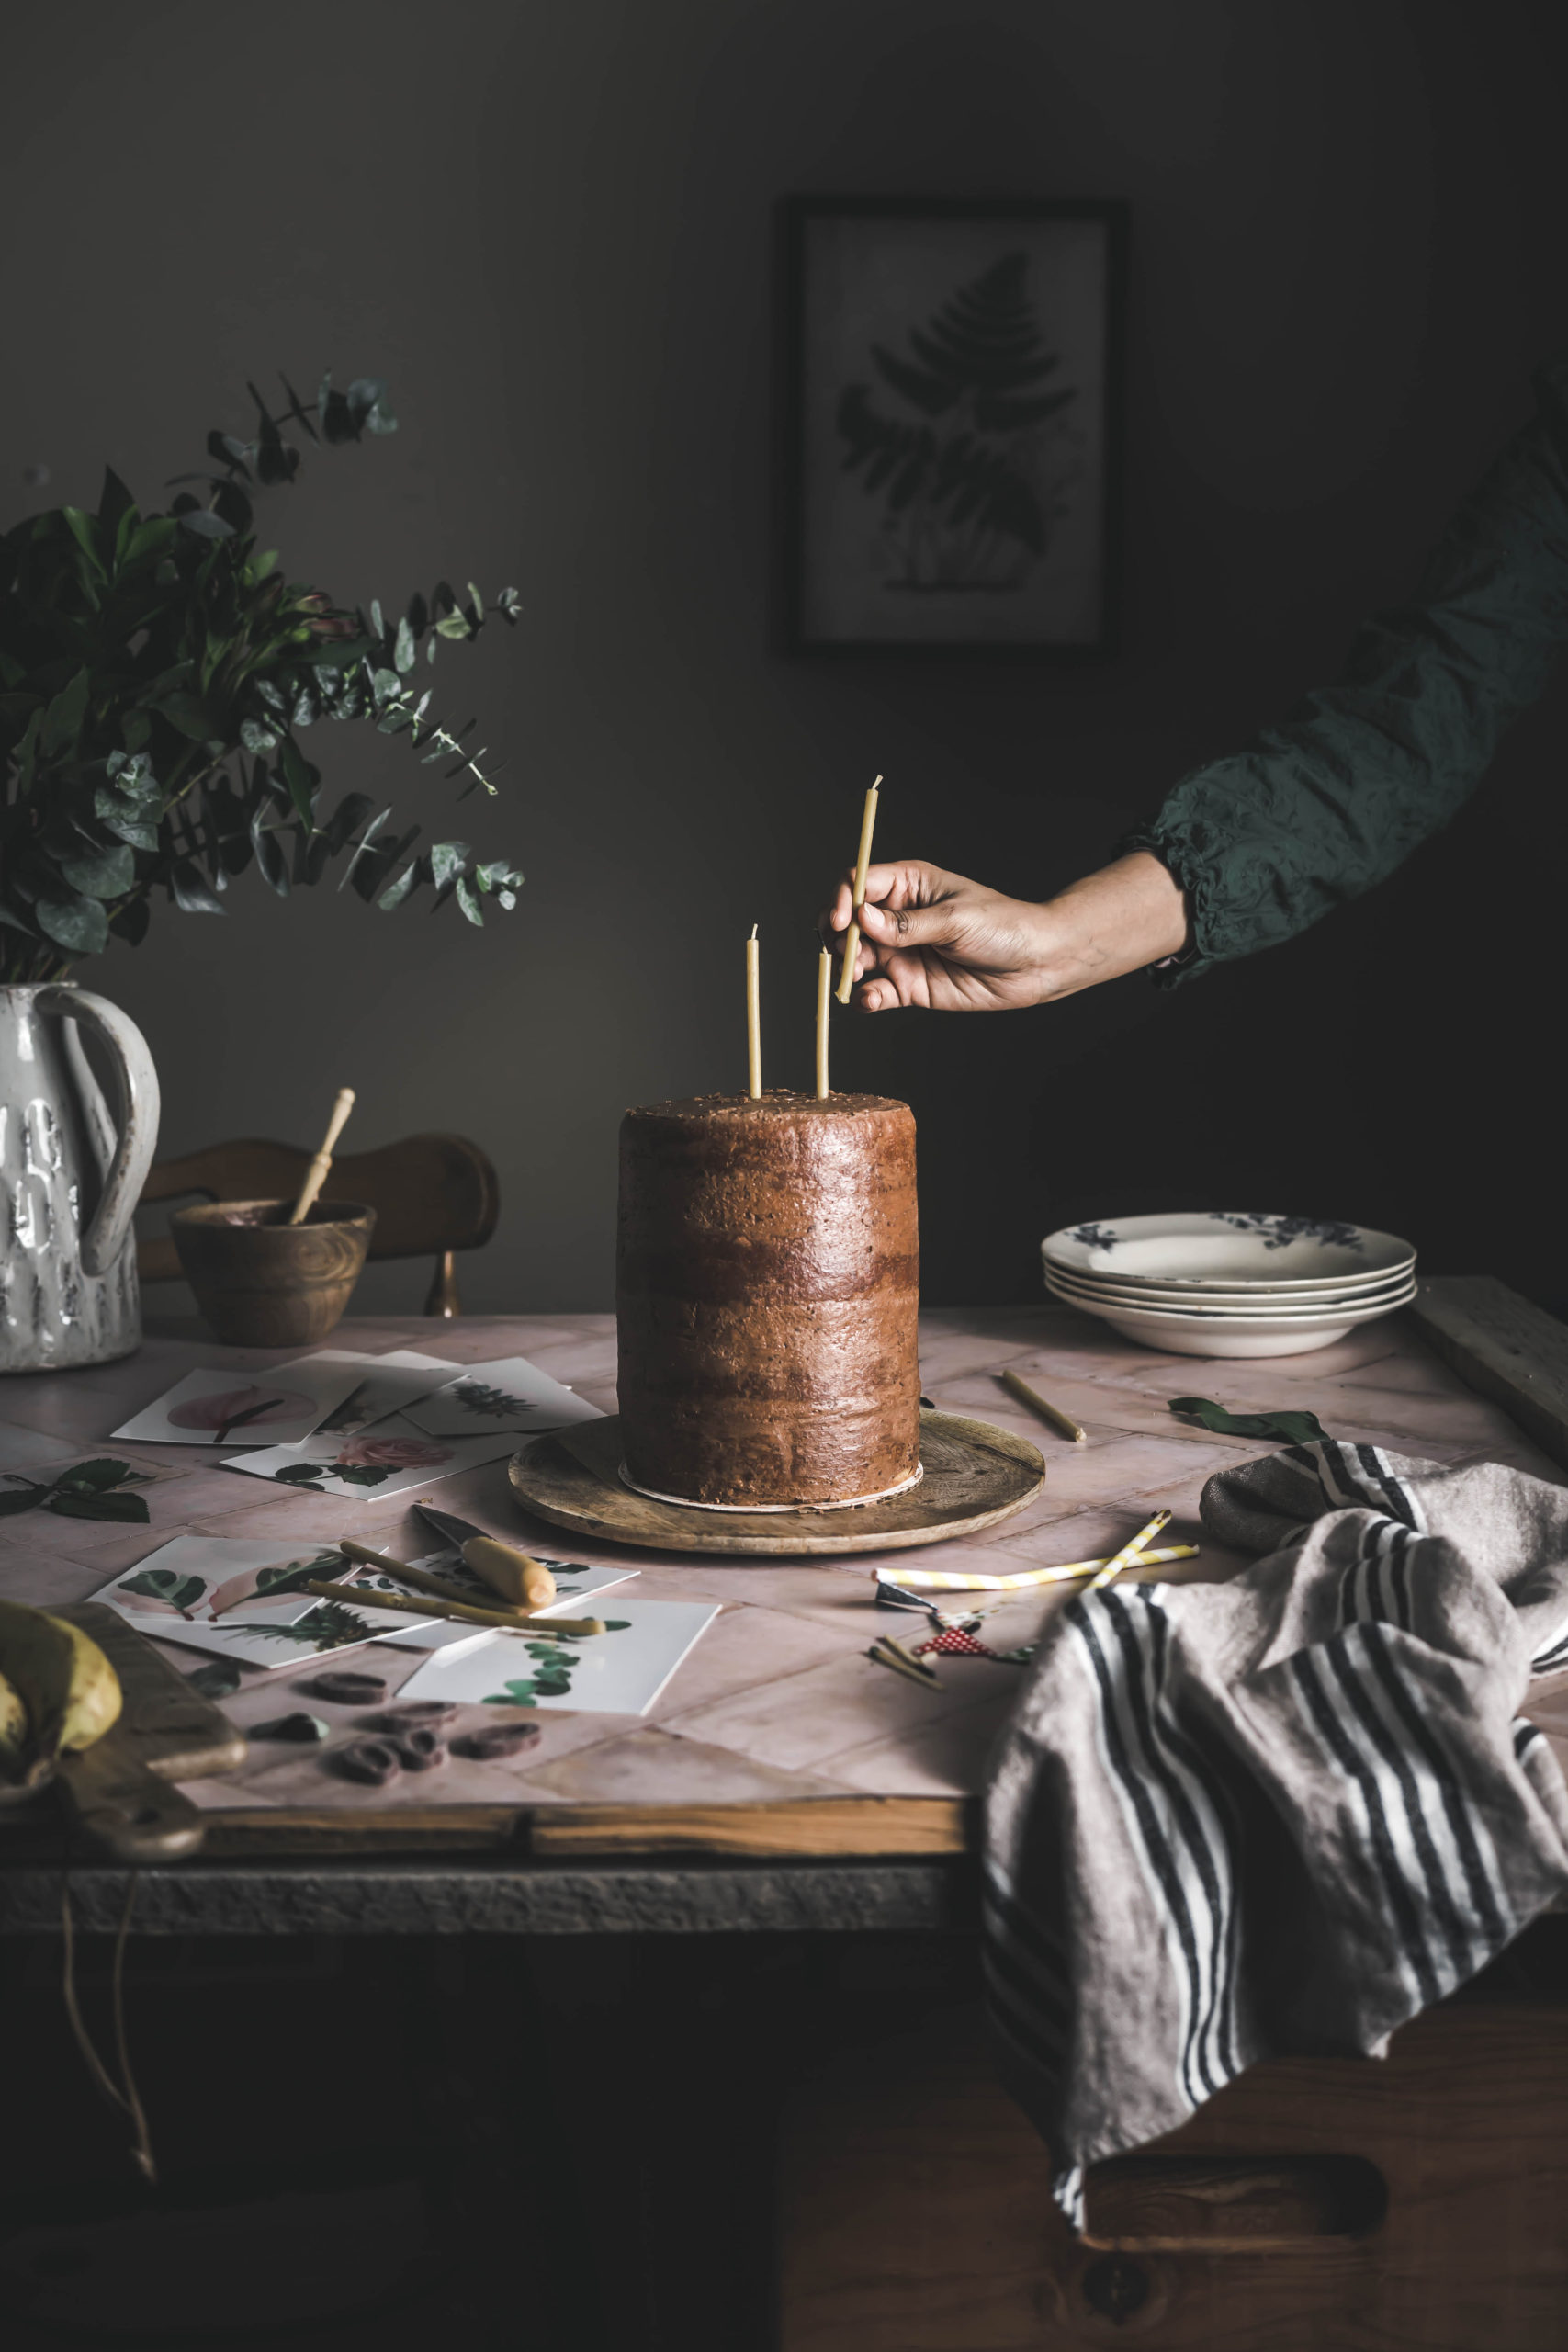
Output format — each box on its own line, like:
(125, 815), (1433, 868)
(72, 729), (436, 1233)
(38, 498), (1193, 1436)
(137, 1132), (499, 1317)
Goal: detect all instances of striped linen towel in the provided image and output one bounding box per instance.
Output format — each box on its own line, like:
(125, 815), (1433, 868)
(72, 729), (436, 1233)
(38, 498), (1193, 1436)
(985, 1440), (1568, 2224)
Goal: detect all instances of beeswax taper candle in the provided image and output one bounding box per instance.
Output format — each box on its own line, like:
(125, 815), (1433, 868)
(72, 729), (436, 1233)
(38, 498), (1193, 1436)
(747, 925), (761, 1099)
(836, 775), (882, 1005)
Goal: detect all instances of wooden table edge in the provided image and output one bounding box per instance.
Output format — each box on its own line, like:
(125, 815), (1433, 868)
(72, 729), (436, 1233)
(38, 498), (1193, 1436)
(184, 1792), (975, 1860)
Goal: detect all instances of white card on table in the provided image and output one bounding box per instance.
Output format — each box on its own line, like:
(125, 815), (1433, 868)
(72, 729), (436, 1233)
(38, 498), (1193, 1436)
(92, 1536), (348, 1626)
(111, 1361), (366, 1448)
(221, 1414), (515, 1500)
(304, 1350), (457, 1437)
(132, 1599), (429, 1670)
(396, 1598), (718, 1714)
(401, 1356), (603, 1439)
(89, 1538), (427, 1667)
(333, 1552), (642, 1650)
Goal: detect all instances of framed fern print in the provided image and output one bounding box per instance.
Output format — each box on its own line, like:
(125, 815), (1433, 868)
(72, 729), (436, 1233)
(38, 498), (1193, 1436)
(784, 198), (1126, 653)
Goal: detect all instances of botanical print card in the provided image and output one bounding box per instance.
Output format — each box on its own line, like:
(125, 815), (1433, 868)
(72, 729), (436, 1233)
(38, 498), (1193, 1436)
(402, 1356), (603, 1439)
(221, 1415), (516, 1499)
(92, 1536), (348, 1627)
(89, 1537), (428, 1668)
(301, 1350), (457, 1438)
(111, 1362), (366, 1448)
(397, 1598), (719, 1714)
(333, 1550), (642, 1652)
(342, 1547), (641, 1617)
(136, 1597), (430, 1671)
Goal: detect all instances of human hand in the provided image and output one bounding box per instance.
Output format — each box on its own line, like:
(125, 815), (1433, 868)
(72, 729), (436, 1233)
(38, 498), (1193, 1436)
(819, 851), (1189, 1012)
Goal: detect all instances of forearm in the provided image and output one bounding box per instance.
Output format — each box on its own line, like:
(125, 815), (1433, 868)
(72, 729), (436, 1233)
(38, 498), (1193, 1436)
(1030, 851), (1190, 1001)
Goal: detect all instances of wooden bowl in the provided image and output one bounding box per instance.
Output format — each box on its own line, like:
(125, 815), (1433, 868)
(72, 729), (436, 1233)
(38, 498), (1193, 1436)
(170, 1198), (376, 1347)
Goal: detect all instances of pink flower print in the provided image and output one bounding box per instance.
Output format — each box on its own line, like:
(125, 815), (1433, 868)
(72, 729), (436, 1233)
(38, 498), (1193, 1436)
(168, 1385), (313, 1435)
(333, 1433), (451, 1470)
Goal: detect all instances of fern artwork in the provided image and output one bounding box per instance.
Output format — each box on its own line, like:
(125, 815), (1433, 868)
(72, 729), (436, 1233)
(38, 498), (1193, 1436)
(837, 254), (1077, 595)
(789, 200), (1125, 651)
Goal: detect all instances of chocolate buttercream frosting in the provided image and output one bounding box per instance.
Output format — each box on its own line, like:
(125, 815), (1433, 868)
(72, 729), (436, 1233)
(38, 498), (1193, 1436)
(615, 1091), (920, 1507)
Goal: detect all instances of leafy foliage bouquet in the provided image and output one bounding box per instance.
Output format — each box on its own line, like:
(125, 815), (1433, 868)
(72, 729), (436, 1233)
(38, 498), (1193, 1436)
(0, 373), (524, 985)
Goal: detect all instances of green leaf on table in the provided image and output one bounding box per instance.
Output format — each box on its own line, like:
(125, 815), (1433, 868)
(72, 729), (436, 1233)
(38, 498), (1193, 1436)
(50, 1458), (140, 1494)
(187, 1660), (243, 1699)
(270, 1464), (326, 1487)
(1168, 1396), (1330, 1446)
(0, 1479), (45, 1517)
(49, 1489), (151, 1522)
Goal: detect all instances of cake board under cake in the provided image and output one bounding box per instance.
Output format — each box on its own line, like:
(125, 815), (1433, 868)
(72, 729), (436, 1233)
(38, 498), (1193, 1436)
(507, 1409), (1045, 1556)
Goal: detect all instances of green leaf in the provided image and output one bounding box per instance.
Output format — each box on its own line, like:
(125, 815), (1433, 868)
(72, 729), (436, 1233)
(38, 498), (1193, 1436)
(454, 876), (483, 926)
(393, 617), (416, 673)
(51, 1458), (138, 1493)
(158, 691), (217, 741)
(378, 859), (421, 911)
(187, 1661), (243, 1699)
(179, 508), (235, 539)
(277, 737), (318, 831)
(270, 1464), (326, 1487)
(62, 507), (104, 571)
(169, 861), (226, 916)
(0, 1481), (45, 1518)
(1168, 1397), (1331, 1446)
(118, 1568), (207, 1609)
(36, 894), (109, 956)
(59, 842), (135, 899)
(429, 841), (470, 889)
(240, 718), (279, 756)
(48, 1489), (151, 1523)
(40, 669), (91, 755)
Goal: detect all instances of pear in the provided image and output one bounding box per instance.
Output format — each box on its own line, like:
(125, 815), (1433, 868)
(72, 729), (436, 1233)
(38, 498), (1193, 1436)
(0, 1600), (122, 1777)
(460, 1537), (557, 1611)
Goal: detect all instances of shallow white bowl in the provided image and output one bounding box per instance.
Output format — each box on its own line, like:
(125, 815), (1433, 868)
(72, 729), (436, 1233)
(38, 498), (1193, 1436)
(1044, 1276), (1416, 1358)
(1043, 1211), (1415, 1293)
(1043, 1263), (1417, 1317)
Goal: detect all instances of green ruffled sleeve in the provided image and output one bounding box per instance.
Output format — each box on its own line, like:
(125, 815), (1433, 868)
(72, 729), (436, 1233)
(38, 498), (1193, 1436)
(1126, 357), (1568, 984)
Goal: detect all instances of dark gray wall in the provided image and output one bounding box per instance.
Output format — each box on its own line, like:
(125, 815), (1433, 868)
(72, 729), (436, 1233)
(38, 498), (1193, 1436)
(6, 1), (1567, 1316)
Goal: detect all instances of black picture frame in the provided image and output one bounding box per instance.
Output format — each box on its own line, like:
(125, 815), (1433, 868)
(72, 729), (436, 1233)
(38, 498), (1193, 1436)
(781, 197), (1127, 657)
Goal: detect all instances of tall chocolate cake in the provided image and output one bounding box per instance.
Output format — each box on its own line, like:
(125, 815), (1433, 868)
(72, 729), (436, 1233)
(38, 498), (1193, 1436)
(615, 1091), (920, 1508)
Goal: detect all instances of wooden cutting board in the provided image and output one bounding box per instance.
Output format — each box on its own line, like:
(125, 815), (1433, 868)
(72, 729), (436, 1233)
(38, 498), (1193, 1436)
(48, 1602), (247, 1861)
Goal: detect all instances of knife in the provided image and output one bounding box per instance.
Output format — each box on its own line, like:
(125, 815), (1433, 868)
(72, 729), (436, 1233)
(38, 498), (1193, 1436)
(412, 1502), (488, 1554)
(412, 1502), (559, 1612)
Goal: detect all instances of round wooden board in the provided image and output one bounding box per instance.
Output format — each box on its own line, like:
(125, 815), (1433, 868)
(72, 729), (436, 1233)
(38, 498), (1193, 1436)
(507, 1410), (1045, 1556)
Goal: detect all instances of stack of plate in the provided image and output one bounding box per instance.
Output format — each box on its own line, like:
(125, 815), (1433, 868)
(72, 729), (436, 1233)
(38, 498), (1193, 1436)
(1041, 1212), (1417, 1359)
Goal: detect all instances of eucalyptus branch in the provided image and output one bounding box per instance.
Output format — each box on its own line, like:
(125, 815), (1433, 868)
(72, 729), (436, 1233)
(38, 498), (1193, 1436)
(0, 367), (523, 981)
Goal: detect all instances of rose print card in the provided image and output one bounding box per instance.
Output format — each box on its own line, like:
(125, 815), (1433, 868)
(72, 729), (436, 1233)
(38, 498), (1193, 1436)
(221, 1414), (515, 1499)
(402, 1356), (603, 1439)
(397, 1598), (719, 1714)
(112, 1362), (366, 1448)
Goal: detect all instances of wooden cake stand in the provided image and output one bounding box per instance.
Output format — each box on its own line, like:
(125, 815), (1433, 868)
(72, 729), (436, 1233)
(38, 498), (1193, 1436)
(506, 1409), (1045, 1557)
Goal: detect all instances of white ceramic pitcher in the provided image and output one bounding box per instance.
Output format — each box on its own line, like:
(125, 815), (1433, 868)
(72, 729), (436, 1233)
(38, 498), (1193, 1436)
(0, 985), (160, 1374)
